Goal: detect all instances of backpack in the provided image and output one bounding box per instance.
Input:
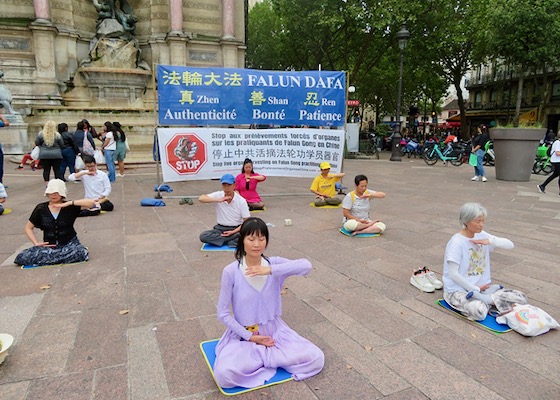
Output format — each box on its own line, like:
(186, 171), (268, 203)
(82, 132), (94, 156)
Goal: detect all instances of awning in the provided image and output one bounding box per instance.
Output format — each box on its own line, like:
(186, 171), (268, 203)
(446, 114), (461, 122)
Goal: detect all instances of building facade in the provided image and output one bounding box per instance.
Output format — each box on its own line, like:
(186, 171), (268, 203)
(465, 63), (560, 135)
(0, 0), (247, 154)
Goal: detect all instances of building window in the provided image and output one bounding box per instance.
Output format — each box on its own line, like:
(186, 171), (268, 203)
(551, 81), (560, 101)
(475, 92), (482, 108)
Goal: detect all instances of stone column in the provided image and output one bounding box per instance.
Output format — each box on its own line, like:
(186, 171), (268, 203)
(169, 0), (183, 35)
(222, 0), (235, 40)
(33, 0), (51, 24)
(29, 23), (62, 105)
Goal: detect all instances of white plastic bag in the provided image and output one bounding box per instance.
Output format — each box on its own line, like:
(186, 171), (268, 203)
(496, 304), (560, 336)
(75, 155), (85, 171)
(94, 149), (106, 165)
(31, 146), (40, 160)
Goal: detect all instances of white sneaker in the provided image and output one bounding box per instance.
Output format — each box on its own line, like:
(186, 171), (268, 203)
(422, 267), (443, 290)
(410, 270), (435, 292)
(471, 176), (479, 181)
(481, 176), (487, 182)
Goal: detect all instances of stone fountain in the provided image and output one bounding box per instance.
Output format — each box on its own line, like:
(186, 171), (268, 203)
(77, 0), (151, 107)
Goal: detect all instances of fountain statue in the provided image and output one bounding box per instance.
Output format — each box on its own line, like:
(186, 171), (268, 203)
(78, 0), (151, 107)
(0, 72), (17, 115)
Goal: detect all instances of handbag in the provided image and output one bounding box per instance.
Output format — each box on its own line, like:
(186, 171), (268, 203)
(75, 155), (85, 170)
(30, 146), (40, 160)
(468, 153), (478, 166)
(94, 149), (106, 164)
(82, 133), (94, 156)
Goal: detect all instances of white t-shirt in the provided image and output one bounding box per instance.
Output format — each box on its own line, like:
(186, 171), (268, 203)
(341, 189), (375, 222)
(551, 139), (560, 163)
(443, 231), (495, 293)
(208, 191), (250, 226)
(104, 131), (116, 151)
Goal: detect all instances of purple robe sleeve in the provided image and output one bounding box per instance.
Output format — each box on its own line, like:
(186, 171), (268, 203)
(270, 257), (312, 278)
(217, 264), (253, 341)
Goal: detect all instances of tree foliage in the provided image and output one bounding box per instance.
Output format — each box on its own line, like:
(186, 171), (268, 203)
(480, 0), (560, 125)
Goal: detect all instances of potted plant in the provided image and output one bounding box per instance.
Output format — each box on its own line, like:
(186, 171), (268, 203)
(489, 123), (545, 181)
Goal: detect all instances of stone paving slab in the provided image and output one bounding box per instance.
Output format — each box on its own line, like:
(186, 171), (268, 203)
(1, 154), (559, 399)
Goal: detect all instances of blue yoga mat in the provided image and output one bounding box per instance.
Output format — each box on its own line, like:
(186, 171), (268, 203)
(200, 339), (293, 396)
(201, 243), (235, 251)
(339, 227), (380, 237)
(21, 261), (87, 270)
(436, 299), (511, 333)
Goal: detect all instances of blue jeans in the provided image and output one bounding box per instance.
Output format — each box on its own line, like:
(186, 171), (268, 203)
(104, 149), (116, 182)
(474, 149), (485, 177)
(60, 147), (77, 178)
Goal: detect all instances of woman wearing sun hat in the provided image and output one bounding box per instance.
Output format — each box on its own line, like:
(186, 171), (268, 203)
(14, 179), (95, 266)
(309, 161), (345, 206)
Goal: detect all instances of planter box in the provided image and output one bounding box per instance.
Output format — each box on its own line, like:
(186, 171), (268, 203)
(489, 128), (545, 181)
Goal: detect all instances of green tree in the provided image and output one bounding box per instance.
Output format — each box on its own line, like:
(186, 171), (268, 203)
(482, 0), (560, 126)
(246, 0), (284, 70)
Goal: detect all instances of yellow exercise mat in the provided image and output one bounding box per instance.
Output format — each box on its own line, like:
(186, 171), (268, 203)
(1, 208), (12, 215)
(309, 202), (342, 208)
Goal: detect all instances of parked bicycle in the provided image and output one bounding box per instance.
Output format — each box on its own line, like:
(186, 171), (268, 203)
(363, 132), (380, 159)
(483, 141), (495, 166)
(423, 142), (465, 166)
(532, 143), (553, 175)
(400, 138), (422, 158)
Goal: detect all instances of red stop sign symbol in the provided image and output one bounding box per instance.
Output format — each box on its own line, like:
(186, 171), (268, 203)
(165, 133), (207, 175)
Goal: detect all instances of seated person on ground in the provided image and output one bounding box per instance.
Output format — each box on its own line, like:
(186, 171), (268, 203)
(67, 155), (113, 215)
(310, 161), (345, 206)
(14, 179), (95, 266)
(0, 182), (7, 215)
(341, 174), (386, 235)
(16, 152), (41, 170)
(235, 158), (266, 210)
(443, 203), (517, 321)
(199, 174), (250, 247)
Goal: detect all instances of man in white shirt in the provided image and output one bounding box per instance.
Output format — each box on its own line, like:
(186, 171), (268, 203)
(67, 155), (113, 215)
(199, 174), (250, 247)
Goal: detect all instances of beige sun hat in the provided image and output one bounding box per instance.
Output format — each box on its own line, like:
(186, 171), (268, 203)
(44, 179), (67, 197)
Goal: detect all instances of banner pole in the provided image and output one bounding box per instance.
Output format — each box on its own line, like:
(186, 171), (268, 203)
(153, 63), (162, 199)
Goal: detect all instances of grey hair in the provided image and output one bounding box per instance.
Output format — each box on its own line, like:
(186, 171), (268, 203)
(459, 203), (487, 227)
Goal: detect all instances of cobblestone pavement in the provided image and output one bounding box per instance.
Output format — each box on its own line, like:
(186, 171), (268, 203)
(1, 153), (559, 399)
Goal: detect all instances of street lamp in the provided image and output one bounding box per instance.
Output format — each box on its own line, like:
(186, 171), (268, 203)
(390, 23), (411, 162)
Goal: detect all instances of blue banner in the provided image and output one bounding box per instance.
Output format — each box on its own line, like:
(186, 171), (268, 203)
(157, 66), (346, 127)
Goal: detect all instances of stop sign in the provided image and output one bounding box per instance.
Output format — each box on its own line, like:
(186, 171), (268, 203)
(165, 133), (207, 175)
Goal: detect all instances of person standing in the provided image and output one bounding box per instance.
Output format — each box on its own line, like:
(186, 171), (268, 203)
(470, 125), (489, 182)
(58, 123), (78, 180)
(537, 133), (560, 195)
(113, 121), (128, 177)
(101, 121), (116, 182)
(73, 120), (96, 156)
(0, 109), (9, 184)
(35, 120), (64, 182)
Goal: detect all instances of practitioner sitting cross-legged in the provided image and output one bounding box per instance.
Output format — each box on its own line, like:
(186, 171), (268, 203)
(14, 179), (95, 266)
(199, 174), (250, 248)
(213, 217), (324, 389)
(443, 203), (517, 320)
(341, 174), (386, 235)
(67, 155), (114, 216)
(310, 161), (345, 206)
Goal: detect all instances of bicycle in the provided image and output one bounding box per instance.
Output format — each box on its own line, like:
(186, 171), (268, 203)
(532, 143), (553, 175)
(423, 142), (464, 166)
(483, 141), (495, 166)
(363, 132), (380, 159)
